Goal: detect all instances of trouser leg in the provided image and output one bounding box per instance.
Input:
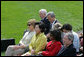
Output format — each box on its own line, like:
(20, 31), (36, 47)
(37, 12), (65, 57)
(5, 45), (15, 56)
(13, 48), (25, 56)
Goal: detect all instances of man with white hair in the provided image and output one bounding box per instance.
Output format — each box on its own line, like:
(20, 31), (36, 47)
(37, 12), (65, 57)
(39, 9), (51, 35)
(39, 9), (47, 19)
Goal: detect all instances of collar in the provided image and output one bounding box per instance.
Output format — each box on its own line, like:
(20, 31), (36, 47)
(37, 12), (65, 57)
(52, 19), (57, 24)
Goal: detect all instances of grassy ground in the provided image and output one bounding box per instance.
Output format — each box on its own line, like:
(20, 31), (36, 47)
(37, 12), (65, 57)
(1, 1), (83, 56)
(1, 52), (5, 56)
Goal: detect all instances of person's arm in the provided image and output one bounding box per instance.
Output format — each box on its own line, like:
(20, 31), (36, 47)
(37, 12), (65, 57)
(20, 45), (26, 49)
(19, 41), (24, 45)
(42, 44), (61, 56)
(77, 36), (80, 52)
(21, 36), (35, 56)
(25, 33), (35, 48)
(19, 32), (28, 45)
(34, 36), (47, 54)
(29, 42), (33, 51)
(29, 35), (35, 51)
(73, 34), (80, 52)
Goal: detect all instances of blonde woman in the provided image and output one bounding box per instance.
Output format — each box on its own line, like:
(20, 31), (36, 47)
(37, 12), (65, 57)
(52, 23), (62, 30)
(5, 19), (36, 56)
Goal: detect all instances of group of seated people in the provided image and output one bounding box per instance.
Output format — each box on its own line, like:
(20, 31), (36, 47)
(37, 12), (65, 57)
(5, 9), (83, 56)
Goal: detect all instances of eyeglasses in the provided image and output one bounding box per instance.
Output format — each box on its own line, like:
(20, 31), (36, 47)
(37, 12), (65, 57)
(27, 24), (32, 26)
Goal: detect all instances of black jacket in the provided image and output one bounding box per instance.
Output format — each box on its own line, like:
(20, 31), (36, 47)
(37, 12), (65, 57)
(57, 44), (76, 56)
(40, 17), (51, 35)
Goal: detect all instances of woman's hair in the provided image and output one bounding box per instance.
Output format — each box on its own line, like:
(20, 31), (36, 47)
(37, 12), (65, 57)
(27, 19), (36, 27)
(53, 23), (62, 30)
(35, 22), (45, 33)
(61, 24), (72, 31)
(79, 33), (83, 38)
(50, 30), (61, 41)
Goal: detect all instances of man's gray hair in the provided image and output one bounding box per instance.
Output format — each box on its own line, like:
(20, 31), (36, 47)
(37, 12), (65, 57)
(39, 9), (47, 14)
(47, 11), (55, 18)
(65, 32), (74, 42)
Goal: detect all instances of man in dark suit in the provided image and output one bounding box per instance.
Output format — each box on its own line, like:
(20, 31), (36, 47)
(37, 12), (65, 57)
(56, 33), (76, 56)
(39, 9), (51, 35)
(46, 11), (60, 42)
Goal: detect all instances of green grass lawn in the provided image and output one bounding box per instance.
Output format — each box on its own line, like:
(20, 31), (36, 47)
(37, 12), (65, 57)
(1, 1), (83, 56)
(1, 52), (5, 56)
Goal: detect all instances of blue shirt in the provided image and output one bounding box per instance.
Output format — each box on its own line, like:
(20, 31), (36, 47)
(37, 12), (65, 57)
(72, 31), (80, 52)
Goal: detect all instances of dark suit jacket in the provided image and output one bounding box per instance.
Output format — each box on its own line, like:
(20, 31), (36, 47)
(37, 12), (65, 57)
(57, 44), (76, 56)
(40, 17), (51, 35)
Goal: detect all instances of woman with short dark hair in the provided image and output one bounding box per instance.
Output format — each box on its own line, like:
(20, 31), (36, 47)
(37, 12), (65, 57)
(21, 22), (47, 56)
(38, 30), (62, 56)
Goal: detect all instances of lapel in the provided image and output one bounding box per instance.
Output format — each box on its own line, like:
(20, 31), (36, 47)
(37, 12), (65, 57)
(54, 20), (58, 24)
(58, 44), (73, 56)
(57, 45), (65, 56)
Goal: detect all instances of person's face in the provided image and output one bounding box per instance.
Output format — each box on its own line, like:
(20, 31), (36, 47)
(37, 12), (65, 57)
(47, 15), (52, 22)
(63, 35), (71, 46)
(49, 33), (55, 41)
(27, 23), (34, 31)
(39, 12), (46, 19)
(35, 25), (41, 34)
(47, 15), (55, 23)
(46, 33), (50, 38)
(63, 29), (70, 33)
